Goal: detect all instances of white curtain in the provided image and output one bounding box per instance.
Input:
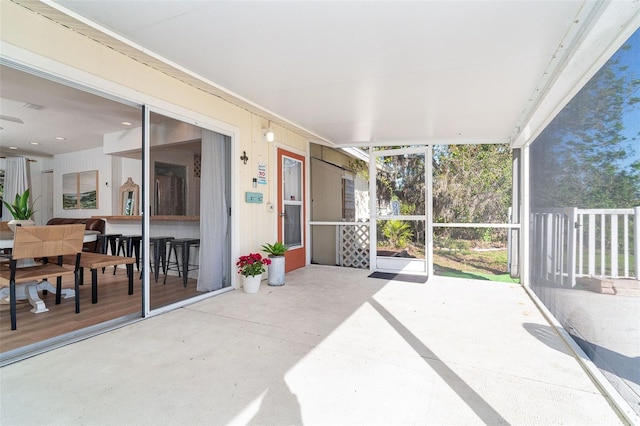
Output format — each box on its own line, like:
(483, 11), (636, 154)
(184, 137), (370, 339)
(197, 130), (230, 291)
(3, 157), (29, 220)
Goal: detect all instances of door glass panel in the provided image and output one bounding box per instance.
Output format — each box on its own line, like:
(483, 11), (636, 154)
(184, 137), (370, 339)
(284, 204), (302, 246)
(376, 154), (425, 216)
(374, 150), (427, 272)
(282, 155), (303, 248)
(283, 157), (302, 201)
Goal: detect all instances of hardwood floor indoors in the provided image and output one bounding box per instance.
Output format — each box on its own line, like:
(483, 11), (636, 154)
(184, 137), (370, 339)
(0, 266), (201, 354)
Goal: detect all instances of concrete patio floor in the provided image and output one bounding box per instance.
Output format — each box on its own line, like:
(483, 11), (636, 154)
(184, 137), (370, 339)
(0, 265), (625, 425)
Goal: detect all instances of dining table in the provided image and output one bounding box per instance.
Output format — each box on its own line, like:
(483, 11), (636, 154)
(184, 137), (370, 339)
(0, 229), (99, 314)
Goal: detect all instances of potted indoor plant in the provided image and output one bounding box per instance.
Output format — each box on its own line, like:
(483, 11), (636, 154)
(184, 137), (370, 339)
(261, 241), (288, 286)
(236, 252), (271, 293)
(2, 188), (36, 231)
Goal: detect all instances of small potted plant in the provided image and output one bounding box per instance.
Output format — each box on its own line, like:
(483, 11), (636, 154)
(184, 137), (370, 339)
(261, 241), (288, 286)
(2, 188), (36, 232)
(236, 252), (271, 293)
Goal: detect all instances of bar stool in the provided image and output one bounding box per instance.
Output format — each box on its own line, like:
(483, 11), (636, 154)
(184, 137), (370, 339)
(164, 238), (200, 287)
(95, 233), (122, 273)
(149, 236), (174, 282)
(115, 235), (142, 274)
(95, 233), (122, 255)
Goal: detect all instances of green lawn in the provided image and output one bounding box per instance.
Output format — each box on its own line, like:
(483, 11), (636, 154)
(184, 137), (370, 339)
(433, 248), (520, 283)
(578, 250), (636, 277)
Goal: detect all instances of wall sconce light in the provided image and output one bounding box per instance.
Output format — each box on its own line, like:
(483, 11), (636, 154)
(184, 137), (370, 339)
(263, 121), (275, 142)
(240, 150), (249, 164)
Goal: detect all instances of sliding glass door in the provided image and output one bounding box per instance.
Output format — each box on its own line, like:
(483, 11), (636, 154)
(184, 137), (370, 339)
(145, 110), (232, 312)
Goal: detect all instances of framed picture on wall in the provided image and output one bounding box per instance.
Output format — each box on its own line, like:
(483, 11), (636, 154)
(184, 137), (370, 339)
(63, 170), (99, 209)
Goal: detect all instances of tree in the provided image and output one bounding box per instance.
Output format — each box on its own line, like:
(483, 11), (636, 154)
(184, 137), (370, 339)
(530, 40), (640, 209)
(433, 144), (513, 241)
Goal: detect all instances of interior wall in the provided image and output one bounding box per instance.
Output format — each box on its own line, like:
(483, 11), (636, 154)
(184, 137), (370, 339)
(53, 147), (112, 218)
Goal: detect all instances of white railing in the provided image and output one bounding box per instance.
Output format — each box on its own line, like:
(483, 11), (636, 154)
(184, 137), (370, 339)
(530, 207), (639, 286)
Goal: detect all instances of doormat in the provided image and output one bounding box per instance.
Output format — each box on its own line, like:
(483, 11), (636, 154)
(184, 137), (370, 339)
(368, 272), (428, 283)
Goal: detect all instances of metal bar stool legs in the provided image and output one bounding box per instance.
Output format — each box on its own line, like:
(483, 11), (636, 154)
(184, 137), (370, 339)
(95, 233), (122, 273)
(164, 238), (200, 287)
(149, 236), (174, 282)
(115, 235), (142, 276)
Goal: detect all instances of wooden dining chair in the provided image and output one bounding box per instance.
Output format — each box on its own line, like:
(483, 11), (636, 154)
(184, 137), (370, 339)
(0, 224), (85, 330)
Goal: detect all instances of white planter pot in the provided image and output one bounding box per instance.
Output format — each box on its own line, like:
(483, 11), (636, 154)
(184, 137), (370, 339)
(242, 275), (262, 293)
(7, 219), (35, 232)
(267, 255), (285, 286)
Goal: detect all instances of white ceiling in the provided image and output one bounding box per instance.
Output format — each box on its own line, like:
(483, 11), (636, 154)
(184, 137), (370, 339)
(1, 1), (637, 157)
(0, 65), (142, 157)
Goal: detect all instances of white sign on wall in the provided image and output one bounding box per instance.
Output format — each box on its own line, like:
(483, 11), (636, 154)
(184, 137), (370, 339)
(258, 163), (267, 185)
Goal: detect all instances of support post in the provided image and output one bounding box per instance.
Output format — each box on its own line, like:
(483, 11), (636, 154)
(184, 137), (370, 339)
(567, 207), (577, 287)
(635, 207), (640, 280)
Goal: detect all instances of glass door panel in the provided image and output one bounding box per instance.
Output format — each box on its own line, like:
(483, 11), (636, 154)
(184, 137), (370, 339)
(284, 204), (302, 246)
(283, 157), (302, 203)
(282, 155), (303, 249)
(148, 111), (231, 310)
(374, 150), (427, 273)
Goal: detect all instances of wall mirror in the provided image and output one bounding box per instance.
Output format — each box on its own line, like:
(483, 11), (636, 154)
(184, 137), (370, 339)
(119, 177), (139, 216)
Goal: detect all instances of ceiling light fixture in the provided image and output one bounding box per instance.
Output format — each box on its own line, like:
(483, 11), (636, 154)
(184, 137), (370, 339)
(122, 121), (132, 126)
(0, 115), (24, 124)
(30, 142), (40, 145)
(22, 103), (44, 110)
(9, 146), (17, 150)
(264, 121), (275, 142)
(55, 136), (66, 140)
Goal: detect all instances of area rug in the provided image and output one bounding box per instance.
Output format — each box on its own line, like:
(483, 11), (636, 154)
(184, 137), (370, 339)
(368, 272), (428, 283)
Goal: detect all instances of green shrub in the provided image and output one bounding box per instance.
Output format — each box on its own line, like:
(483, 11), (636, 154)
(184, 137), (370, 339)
(382, 220), (413, 249)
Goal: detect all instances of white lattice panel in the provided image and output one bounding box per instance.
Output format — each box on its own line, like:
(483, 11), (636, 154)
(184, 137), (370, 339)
(339, 224), (370, 269)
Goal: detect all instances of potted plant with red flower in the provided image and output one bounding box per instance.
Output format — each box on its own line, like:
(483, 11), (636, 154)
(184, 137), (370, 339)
(236, 252), (271, 293)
